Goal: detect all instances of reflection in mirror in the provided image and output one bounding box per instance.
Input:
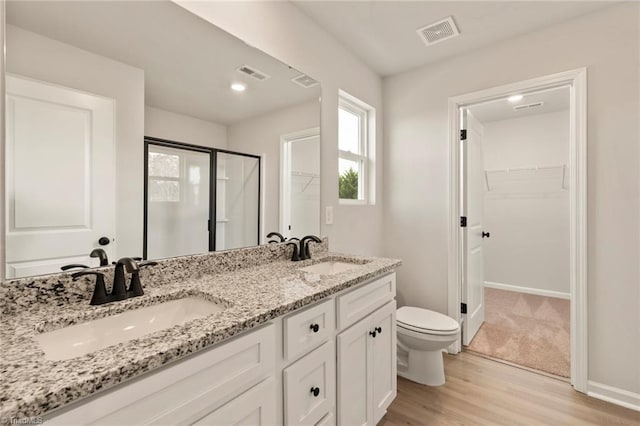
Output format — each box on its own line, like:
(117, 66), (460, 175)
(145, 142), (212, 260)
(215, 152), (260, 251)
(4, 0), (321, 278)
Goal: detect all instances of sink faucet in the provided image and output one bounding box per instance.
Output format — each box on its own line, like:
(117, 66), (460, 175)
(73, 258), (157, 305)
(60, 248), (110, 271)
(90, 248), (109, 266)
(267, 231), (286, 243)
(299, 235), (322, 261)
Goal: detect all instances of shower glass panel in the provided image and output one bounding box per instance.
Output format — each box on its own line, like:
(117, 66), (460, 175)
(146, 144), (211, 259)
(216, 152), (260, 250)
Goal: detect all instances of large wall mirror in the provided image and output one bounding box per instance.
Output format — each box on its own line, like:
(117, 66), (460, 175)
(4, 0), (321, 279)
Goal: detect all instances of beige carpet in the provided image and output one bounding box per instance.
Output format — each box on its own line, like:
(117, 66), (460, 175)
(467, 287), (570, 377)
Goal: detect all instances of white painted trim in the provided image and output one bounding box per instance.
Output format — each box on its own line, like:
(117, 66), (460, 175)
(447, 68), (588, 394)
(0, 0), (5, 281)
(484, 281), (570, 300)
(587, 381), (640, 412)
(279, 127), (320, 239)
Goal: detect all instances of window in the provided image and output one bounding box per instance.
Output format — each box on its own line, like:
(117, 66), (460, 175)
(338, 92), (374, 203)
(148, 152), (180, 202)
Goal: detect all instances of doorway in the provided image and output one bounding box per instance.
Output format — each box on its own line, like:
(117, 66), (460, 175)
(280, 128), (321, 239)
(447, 69), (587, 391)
(463, 86), (571, 378)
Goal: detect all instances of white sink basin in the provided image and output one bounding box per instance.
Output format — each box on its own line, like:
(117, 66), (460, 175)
(298, 261), (361, 275)
(35, 297), (225, 361)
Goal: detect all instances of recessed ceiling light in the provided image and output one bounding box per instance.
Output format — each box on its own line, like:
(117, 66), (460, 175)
(230, 83), (246, 92)
(508, 94), (523, 103)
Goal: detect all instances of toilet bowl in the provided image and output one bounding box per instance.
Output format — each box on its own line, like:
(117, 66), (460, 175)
(396, 306), (460, 386)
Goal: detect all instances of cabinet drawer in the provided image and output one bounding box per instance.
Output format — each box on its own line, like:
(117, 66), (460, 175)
(284, 299), (334, 361)
(46, 324), (275, 425)
(337, 273), (395, 330)
(193, 377), (276, 425)
(284, 341), (336, 426)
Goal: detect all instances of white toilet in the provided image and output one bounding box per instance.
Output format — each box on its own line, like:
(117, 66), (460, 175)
(396, 306), (460, 386)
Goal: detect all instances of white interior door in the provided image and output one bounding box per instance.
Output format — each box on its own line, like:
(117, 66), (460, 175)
(146, 144), (211, 259)
(5, 75), (116, 278)
(462, 110), (485, 345)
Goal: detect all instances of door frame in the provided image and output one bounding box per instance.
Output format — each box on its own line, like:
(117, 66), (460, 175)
(143, 137), (215, 260)
(279, 127), (320, 238)
(143, 137), (262, 259)
(446, 68), (588, 392)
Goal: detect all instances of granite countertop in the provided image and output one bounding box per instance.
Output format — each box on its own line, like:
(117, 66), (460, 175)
(0, 252), (401, 422)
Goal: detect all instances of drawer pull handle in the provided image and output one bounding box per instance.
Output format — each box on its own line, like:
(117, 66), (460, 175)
(310, 323), (320, 333)
(375, 326), (382, 334)
(310, 387), (320, 397)
(369, 330), (377, 338)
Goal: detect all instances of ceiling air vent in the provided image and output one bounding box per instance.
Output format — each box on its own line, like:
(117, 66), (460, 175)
(417, 16), (460, 46)
(291, 73), (319, 89)
(513, 101), (544, 111)
(237, 65), (271, 81)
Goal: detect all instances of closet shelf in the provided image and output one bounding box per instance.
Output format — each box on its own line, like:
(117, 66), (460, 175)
(484, 164), (567, 193)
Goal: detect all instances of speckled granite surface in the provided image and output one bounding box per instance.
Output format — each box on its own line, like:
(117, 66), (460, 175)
(0, 242), (400, 422)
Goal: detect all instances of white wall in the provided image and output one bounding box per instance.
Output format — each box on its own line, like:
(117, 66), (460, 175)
(383, 3), (639, 394)
(6, 25), (145, 258)
(144, 106), (227, 149)
(174, 0), (385, 257)
(227, 100), (320, 239)
(482, 111), (570, 295)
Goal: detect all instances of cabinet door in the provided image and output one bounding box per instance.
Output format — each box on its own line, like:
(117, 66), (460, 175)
(337, 315), (372, 426)
(193, 378), (276, 425)
(371, 301), (397, 424)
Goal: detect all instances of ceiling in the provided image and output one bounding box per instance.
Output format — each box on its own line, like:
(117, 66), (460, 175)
(468, 86), (570, 123)
(292, 1), (617, 76)
(6, 1), (320, 125)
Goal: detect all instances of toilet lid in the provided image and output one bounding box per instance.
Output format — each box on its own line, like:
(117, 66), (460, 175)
(397, 306), (459, 332)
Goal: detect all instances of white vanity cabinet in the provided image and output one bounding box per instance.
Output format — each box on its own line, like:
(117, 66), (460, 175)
(44, 271), (397, 426)
(44, 324), (276, 425)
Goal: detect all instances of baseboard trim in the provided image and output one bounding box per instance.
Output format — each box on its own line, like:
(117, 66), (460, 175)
(484, 281), (570, 300)
(587, 381), (640, 412)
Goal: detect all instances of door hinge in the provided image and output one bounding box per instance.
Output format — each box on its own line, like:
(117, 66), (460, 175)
(460, 129), (467, 140)
(461, 303), (467, 314)
(460, 216), (467, 227)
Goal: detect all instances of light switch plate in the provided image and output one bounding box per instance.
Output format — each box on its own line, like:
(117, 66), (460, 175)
(325, 206), (333, 225)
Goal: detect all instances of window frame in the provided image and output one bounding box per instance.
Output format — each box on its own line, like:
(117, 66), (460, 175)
(338, 96), (369, 204)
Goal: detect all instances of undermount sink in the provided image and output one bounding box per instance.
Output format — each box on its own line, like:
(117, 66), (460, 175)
(35, 297), (226, 361)
(298, 261), (361, 275)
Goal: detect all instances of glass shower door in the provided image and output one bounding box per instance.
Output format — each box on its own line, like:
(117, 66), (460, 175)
(215, 152), (260, 250)
(146, 143), (211, 259)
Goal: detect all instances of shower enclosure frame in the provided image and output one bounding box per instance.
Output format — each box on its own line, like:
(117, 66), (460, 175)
(143, 136), (262, 259)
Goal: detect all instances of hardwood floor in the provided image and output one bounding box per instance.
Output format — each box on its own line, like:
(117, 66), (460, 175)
(380, 352), (640, 425)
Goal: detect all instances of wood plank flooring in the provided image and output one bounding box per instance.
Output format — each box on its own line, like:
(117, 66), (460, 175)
(380, 352), (640, 425)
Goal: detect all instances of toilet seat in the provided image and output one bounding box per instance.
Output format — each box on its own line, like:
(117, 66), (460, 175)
(397, 306), (459, 336)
